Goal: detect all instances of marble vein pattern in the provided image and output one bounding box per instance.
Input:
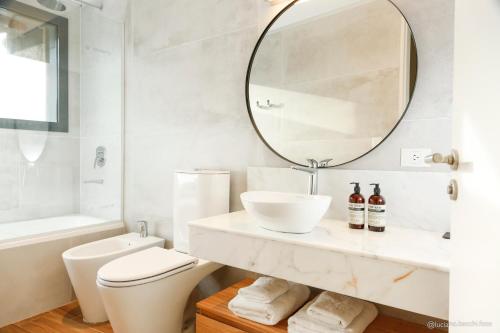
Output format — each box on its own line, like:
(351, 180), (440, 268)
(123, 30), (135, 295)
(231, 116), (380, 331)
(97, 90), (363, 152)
(189, 211), (449, 320)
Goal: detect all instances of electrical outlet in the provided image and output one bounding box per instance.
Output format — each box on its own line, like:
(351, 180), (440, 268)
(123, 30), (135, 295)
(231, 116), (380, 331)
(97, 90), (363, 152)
(401, 148), (432, 167)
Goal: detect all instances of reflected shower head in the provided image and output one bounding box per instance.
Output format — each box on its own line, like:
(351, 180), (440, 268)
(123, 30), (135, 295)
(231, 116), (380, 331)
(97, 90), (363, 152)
(37, 0), (103, 11)
(37, 0), (66, 11)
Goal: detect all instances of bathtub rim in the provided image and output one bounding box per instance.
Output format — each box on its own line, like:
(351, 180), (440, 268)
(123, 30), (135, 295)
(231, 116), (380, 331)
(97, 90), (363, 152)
(0, 220), (125, 251)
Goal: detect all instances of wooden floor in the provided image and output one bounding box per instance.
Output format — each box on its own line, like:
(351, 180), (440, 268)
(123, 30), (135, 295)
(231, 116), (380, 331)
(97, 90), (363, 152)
(0, 302), (113, 333)
(1, 280), (437, 333)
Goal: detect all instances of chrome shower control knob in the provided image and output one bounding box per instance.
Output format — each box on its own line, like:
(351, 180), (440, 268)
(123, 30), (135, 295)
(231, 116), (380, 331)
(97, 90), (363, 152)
(94, 146), (106, 168)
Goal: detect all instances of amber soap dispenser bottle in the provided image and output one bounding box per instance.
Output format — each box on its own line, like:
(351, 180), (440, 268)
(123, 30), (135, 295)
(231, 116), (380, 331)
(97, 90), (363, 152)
(368, 183), (386, 232)
(348, 182), (365, 229)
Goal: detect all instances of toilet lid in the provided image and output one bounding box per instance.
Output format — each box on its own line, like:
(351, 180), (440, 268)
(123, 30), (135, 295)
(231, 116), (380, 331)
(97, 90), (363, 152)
(97, 247), (198, 287)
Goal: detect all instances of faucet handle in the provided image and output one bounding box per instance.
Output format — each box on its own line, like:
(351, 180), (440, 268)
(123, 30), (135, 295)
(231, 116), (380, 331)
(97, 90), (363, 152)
(137, 220), (148, 237)
(306, 159), (319, 168)
(319, 159), (333, 168)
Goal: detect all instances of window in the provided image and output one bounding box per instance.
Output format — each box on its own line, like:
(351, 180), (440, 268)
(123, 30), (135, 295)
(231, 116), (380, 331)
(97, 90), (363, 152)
(0, 0), (68, 132)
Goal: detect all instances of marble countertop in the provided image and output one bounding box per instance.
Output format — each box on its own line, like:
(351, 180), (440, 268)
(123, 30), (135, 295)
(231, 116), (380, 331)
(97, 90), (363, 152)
(189, 210), (450, 272)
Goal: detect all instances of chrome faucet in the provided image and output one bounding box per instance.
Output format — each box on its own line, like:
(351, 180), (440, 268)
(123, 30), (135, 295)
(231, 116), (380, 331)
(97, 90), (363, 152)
(291, 158), (332, 195)
(137, 220), (148, 238)
(94, 146), (106, 169)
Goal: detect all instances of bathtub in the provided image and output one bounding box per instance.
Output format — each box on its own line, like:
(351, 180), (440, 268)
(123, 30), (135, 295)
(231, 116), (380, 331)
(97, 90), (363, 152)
(63, 233), (164, 323)
(0, 215), (123, 250)
(0, 215), (125, 327)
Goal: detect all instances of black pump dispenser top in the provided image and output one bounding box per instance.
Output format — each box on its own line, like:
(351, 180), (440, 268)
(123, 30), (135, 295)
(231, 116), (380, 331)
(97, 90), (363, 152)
(350, 182), (361, 194)
(370, 183), (381, 195)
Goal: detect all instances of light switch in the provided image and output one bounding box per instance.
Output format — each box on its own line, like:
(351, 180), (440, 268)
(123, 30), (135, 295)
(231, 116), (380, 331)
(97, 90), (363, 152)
(401, 148), (432, 168)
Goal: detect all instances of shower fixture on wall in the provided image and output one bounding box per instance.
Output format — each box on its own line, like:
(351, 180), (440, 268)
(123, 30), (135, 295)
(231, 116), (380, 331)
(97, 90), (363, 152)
(94, 146), (106, 168)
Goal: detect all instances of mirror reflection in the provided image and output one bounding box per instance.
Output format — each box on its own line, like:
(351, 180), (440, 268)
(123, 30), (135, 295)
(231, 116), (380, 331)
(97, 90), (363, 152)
(247, 0), (417, 166)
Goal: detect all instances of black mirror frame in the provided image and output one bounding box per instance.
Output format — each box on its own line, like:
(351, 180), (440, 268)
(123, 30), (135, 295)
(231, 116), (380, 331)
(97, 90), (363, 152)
(245, 0), (418, 167)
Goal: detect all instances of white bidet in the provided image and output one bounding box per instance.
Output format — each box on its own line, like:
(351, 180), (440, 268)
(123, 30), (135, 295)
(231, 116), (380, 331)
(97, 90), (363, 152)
(62, 233), (164, 323)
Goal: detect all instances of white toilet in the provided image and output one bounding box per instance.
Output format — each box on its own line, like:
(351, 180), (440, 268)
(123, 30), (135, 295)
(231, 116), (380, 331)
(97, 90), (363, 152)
(96, 170), (230, 333)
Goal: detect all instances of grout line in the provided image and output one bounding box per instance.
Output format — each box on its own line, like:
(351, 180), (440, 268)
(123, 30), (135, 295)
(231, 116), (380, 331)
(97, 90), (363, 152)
(136, 23), (259, 58)
(284, 66), (401, 88)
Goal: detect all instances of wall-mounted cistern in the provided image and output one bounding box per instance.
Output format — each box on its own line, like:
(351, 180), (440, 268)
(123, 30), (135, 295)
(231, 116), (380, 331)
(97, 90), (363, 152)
(290, 158), (332, 195)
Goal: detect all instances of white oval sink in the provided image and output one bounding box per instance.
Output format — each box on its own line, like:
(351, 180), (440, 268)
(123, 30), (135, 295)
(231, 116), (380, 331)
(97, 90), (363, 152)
(240, 191), (332, 234)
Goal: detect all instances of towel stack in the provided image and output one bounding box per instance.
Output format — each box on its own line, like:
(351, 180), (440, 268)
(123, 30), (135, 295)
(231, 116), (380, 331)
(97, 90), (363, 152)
(228, 277), (310, 326)
(288, 291), (378, 333)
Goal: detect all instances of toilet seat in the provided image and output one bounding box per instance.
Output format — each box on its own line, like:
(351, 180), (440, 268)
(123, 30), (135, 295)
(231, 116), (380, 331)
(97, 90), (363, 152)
(97, 247), (198, 288)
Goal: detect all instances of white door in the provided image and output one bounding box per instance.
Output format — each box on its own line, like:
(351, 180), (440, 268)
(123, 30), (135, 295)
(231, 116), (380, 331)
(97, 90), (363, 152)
(450, 1), (500, 332)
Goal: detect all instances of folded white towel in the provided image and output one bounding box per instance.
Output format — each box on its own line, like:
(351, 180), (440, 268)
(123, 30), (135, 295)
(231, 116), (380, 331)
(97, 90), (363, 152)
(288, 299), (378, 333)
(237, 277), (290, 303)
(307, 291), (365, 328)
(229, 283), (310, 325)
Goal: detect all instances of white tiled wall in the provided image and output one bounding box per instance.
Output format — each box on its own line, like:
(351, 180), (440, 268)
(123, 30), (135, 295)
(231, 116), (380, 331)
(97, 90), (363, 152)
(341, 0), (455, 171)
(79, 6), (123, 221)
(124, 0), (287, 241)
(124, 0), (454, 239)
(0, 3), (125, 224)
(248, 167), (451, 233)
(0, 131), (81, 224)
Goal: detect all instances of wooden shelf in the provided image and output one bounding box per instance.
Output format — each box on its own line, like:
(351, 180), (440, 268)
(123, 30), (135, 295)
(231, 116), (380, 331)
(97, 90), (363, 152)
(196, 278), (433, 333)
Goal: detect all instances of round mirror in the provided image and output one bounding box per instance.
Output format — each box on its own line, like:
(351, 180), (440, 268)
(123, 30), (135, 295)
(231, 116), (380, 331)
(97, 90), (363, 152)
(246, 0), (417, 167)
